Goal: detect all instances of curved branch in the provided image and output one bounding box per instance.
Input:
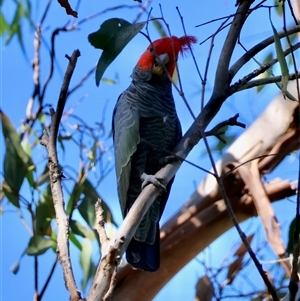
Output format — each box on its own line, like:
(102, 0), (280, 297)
(212, 1), (253, 98)
(229, 25), (300, 80)
(229, 42), (300, 95)
(237, 72), (300, 91)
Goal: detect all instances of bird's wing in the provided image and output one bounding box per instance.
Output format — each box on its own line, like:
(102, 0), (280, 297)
(112, 92), (140, 216)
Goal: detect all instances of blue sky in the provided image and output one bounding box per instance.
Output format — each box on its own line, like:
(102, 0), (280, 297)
(1, 0), (298, 300)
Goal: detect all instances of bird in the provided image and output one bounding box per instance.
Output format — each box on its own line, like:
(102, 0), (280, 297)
(112, 35), (197, 272)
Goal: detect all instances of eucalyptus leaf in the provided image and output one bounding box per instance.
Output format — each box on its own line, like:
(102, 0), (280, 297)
(36, 185), (55, 236)
(26, 235), (55, 256)
(270, 16), (289, 97)
(70, 219), (96, 240)
(69, 231), (82, 251)
(66, 179), (85, 215)
(88, 18), (145, 86)
(80, 239), (93, 292)
(0, 12), (9, 36)
(78, 179), (116, 229)
(152, 19), (167, 37)
(256, 51), (273, 93)
(1, 110), (35, 206)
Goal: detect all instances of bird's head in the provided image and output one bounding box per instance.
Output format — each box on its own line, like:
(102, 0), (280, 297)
(134, 35), (197, 79)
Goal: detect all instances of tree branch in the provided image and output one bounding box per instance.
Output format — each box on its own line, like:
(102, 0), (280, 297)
(229, 42), (300, 95)
(229, 25), (300, 80)
(41, 49), (83, 301)
(237, 72), (300, 91)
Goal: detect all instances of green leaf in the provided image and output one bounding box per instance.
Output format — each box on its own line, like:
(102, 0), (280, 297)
(101, 77), (117, 85)
(1, 111), (34, 167)
(36, 186), (55, 236)
(4, 0), (32, 54)
(88, 18), (145, 86)
(70, 220), (96, 240)
(50, 231), (57, 253)
(152, 19), (167, 37)
(69, 231), (82, 251)
(256, 51), (273, 93)
(270, 16), (289, 97)
(2, 181), (20, 207)
(201, 127), (237, 155)
(36, 165), (50, 186)
(287, 216), (299, 254)
(80, 239), (96, 292)
(21, 137), (31, 157)
(78, 179), (116, 229)
(274, 0), (283, 17)
(38, 113), (46, 124)
(1, 110), (35, 207)
(0, 13), (9, 36)
(66, 166), (86, 215)
(26, 235), (55, 256)
(5, 2), (25, 52)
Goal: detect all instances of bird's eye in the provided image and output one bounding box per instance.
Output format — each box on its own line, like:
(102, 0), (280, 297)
(149, 47), (154, 52)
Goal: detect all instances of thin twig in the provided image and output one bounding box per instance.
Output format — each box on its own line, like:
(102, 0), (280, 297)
(236, 72), (300, 91)
(38, 256), (59, 300)
(229, 25), (300, 80)
(87, 201), (120, 301)
(229, 42), (300, 95)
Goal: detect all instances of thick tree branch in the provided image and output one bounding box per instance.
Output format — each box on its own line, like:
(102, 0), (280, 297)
(212, 1), (254, 98)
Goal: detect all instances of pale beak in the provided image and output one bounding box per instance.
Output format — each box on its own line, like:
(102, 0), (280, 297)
(155, 53), (169, 66)
(152, 53), (170, 76)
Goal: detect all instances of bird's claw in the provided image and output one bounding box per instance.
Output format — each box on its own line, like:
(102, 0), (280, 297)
(140, 173), (167, 192)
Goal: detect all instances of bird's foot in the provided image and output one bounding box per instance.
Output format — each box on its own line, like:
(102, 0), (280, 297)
(140, 173), (166, 192)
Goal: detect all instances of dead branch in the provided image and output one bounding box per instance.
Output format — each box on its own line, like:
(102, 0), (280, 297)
(41, 50), (83, 301)
(87, 200), (119, 301)
(230, 160), (291, 277)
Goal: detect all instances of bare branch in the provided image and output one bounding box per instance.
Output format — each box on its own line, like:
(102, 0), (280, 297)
(41, 50), (82, 301)
(26, 25), (41, 121)
(237, 72), (300, 91)
(229, 25), (300, 80)
(87, 200), (119, 301)
(212, 1), (254, 99)
(229, 42), (300, 95)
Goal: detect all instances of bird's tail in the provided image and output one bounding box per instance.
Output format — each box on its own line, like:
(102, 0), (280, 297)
(126, 224), (160, 272)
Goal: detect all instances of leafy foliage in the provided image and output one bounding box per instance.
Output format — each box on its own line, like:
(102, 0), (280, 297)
(88, 18), (145, 86)
(1, 110), (35, 207)
(80, 239), (97, 292)
(1, 0), (33, 54)
(270, 16), (289, 97)
(26, 235), (56, 256)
